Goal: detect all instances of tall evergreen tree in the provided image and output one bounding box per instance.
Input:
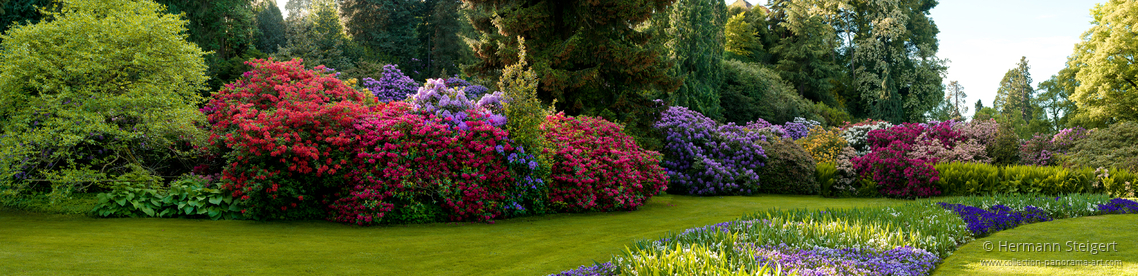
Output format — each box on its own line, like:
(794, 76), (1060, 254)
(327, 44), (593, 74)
(416, 0), (471, 79)
(767, 0), (842, 107)
(994, 56), (1034, 122)
(156, 0), (260, 90)
(464, 0), (680, 148)
(843, 0), (946, 123)
(341, 0), (422, 65)
(274, 0), (352, 70)
(254, 0), (287, 54)
(656, 0), (727, 119)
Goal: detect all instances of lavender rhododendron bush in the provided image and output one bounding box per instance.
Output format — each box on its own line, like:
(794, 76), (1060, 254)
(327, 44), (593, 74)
(542, 113), (667, 212)
(655, 106), (767, 195)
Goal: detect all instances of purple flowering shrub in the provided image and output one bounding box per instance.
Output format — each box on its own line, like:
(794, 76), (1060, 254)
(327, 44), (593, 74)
(936, 203), (1052, 237)
(409, 78), (507, 129)
(655, 106), (767, 195)
(362, 64), (419, 102)
(748, 244), (939, 276)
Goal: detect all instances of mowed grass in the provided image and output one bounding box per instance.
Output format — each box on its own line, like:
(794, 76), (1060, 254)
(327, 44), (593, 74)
(0, 194), (904, 275)
(933, 214), (1138, 276)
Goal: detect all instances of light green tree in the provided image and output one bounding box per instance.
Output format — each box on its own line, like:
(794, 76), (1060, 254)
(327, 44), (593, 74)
(1069, 0), (1138, 122)
(724, 12), (759, 60)
(0, 0), (209, 199)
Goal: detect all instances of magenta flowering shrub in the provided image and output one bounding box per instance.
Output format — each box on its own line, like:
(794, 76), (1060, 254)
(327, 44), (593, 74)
(543, 113), (667, 212)
(1051, 127), (1091, 151)
(327, 105), (531, 224)
(853, 141), (941, 198)
(362, 64), (419, 102)
(1019, 134), (1057, 166)
(655, 106), (768, 195)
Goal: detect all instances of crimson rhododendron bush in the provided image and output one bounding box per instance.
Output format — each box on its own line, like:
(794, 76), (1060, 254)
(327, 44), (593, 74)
(542, 113), (668, 212)
(206, 58), (384, 219)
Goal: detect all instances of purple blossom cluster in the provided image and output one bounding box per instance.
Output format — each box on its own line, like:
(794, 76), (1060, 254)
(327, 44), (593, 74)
(444, 76), (491, 100)
(782, 117), (821, 140)
(547, 262), (618, 276)
(362, 64), (419, 102)
(1097, 198), (1138, 214)
(409, 78), (507, 129)
(655, 106), (767, 195)
(936, 203), (1052, 236)
(747, 244), (940, 276)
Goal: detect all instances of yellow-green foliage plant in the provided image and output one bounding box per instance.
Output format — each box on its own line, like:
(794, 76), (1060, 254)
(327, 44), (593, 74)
(795, 125), (847, 164)
(616, 241), (790, 276)
(999, 165), (1095, 195)
(934, 162), (1001, 196)
(0, 0), (209, 205)
(498, 36), (555, 213)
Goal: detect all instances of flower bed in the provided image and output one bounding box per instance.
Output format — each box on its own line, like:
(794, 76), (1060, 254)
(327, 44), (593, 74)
(552, 194), (1136, 276)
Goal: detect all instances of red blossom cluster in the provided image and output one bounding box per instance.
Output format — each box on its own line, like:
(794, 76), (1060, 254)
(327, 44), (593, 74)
(206, 58), (386, 219)
(326, 106), (519, 225)
(542, 113), (668, 212)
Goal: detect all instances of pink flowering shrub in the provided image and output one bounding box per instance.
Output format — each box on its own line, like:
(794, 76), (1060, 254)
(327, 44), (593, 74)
(543, 113), (668, 212)
(326, 104), (536, 225)
(853, 140), (941, 198)
(206, 58), (384, 220)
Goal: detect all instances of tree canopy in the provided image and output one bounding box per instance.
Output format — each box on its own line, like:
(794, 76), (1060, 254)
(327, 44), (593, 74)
(1069, 0), (1138, 122)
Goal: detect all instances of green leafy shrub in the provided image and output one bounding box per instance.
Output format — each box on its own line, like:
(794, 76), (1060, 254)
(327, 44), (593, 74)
(755, 135), (818, 194)
(91, 174), (242, 220)
(985, 125), (1021, 166)
(720, 59), (817, 125)
(934, 162), (1001, 196)
(1069, 122), (1138, 171)
(0, 0), (209, 203)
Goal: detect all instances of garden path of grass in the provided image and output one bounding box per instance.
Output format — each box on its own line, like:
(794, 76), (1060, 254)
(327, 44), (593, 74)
(0, 194), (904, 276)
(933, 213), (1138, 276)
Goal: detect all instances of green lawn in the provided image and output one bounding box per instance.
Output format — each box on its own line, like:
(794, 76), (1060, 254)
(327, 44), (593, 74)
(0, 194), (904, 275)
(933, 214), (1138, 276)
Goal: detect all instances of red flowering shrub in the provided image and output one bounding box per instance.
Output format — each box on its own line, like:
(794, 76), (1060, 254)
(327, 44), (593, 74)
(852, 140), (941, 198)
(542, 113), (668, 212)
(326, 106), (536, 225)
(206, 58), (384, 219)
